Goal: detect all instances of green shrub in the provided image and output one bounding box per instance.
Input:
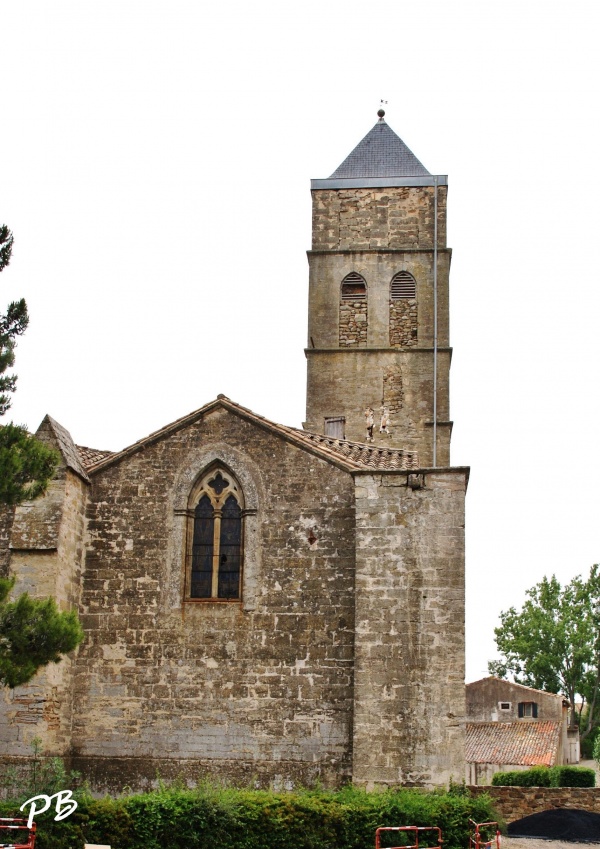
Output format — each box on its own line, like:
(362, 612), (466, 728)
(549, 766), (596, 787)
(491, 765), (595, 787)
(491, 767), (550, 786)
(0, 783), (498, 849)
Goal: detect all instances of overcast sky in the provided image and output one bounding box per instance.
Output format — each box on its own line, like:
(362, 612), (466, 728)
(2, 0), (599, 683)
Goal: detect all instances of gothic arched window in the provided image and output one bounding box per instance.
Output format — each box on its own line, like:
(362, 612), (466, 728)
(187, 468), (243, 601)
(339, 272), (367, 347)
(389, 270), (417, 347)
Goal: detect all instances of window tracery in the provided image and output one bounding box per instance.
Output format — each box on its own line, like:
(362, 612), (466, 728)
(186, 468), (244, 601)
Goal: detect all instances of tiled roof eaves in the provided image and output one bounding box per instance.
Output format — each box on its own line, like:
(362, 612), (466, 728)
(466, 721), (561, 766)
(77, 445), (114, 469)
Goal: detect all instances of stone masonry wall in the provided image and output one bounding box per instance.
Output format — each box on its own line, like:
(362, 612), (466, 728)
(0, 467), (87, 756)
(70, 407), (357, 791)
(389, 299), (417, 347)
(305, 348), (452, 465)
(312, 188), (447, 252)
(351, 469), (467, 788)
(382, 365), (404, 417)
(469, 786), (600, 822)
(339, 301), (367, 346)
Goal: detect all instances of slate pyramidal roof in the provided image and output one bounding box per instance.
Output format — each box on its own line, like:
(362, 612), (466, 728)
(65, 396), (422, 476)
(312, 113), (447, 190)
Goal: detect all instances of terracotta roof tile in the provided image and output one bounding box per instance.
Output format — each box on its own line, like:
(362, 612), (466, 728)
(76, 446), (114, 469)
(282, 428), (419, 471)
(466, 721), (562, 767)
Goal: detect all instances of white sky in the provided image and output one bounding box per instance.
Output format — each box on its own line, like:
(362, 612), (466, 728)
(2, 0), (599, 684)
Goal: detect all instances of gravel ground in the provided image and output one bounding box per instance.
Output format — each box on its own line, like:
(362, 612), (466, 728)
(503, 839), (600, 849)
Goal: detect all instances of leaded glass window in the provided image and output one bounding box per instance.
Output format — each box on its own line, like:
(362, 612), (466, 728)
(187, 467), (244, 601)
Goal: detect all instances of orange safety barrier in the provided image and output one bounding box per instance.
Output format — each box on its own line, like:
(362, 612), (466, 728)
(375, 826), (443, 849)
(468, 819), (500, 849)
(0, 819), (36, 849)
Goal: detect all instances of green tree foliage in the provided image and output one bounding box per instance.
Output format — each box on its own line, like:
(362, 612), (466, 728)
(0, 225), (28, 416)
(0, 225), (58, 492)
(489, 566), (600, 741)
(0, 227), (81, 686)
(0, 225), (13, 273)
(0, 577), (83, 688)
(0, 423), (60, 505)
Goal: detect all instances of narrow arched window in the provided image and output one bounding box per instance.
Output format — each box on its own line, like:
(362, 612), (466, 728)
(389, 271), (417, 347)
(391, 271), (416, 300)
(187, 468), (244, 601)
(339, 272), (367, 347)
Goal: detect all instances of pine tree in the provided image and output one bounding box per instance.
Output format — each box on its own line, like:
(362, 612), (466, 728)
(0, 578), (84, 688)
(0, 226), (83, 686)
(0, 225), (29, 415)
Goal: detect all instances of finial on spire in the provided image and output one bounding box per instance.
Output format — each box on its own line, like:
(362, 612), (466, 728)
(378, 99), (388, 121)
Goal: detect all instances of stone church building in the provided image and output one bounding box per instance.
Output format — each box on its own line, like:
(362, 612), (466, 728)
(0, 113), (467, 792)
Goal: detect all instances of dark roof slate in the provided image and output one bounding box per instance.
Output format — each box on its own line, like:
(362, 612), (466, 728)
(330, 119), (430, 179)
(466, 721), (562, 767)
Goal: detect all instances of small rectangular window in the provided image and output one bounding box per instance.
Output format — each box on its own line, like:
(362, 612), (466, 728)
(324, 417), (345, 439)
(499, 702), (511, 711)
(518, 701), (538, 718)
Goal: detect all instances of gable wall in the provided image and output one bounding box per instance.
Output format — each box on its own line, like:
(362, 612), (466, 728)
(73, 408), (357, 791)
(467, 679), (565, 723)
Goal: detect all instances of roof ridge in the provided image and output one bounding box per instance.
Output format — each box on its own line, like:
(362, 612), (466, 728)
(84, 396), (420, 474)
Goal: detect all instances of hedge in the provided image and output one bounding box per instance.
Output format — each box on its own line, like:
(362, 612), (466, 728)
(0, 783), (498, 849)
(491, 765), (595, 787)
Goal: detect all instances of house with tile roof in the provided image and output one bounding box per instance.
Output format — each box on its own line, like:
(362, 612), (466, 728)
(466, 677), (580, 784)
(0, 112), (468, 793)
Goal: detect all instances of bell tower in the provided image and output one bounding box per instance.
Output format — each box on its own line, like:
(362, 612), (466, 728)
(304, 111), (452, 466)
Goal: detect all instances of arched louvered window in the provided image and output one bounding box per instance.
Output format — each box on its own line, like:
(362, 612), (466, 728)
(341, 272), (367, 301)
(389, 271), (417, 347)
(391, 271), (416, 300)
(340, 272), (367, 347)
(188, 468), (243, 600)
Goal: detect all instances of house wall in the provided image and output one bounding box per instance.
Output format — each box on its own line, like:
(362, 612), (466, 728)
(466, 679), (565, 723)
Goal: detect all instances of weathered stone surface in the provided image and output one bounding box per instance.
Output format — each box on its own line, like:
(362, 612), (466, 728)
(305, 182), (451, 467)
(352, 470), (466, 787)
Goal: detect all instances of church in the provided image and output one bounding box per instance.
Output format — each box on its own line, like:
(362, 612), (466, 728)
(0, 111), (467, 792)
